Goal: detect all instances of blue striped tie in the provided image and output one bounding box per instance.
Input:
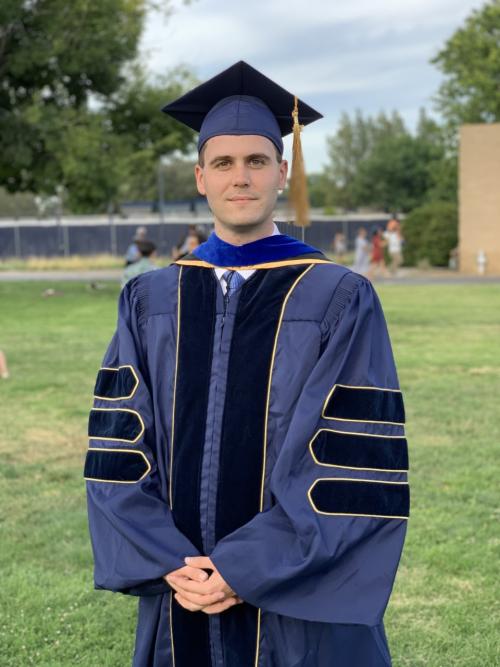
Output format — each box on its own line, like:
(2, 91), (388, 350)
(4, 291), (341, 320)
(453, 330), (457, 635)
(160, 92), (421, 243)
(222, 270), (245, 299)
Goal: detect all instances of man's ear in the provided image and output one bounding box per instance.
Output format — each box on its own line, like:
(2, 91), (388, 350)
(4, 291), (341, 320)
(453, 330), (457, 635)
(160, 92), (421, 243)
(278, 159), (288, 190)
(194, 164), (206, 196)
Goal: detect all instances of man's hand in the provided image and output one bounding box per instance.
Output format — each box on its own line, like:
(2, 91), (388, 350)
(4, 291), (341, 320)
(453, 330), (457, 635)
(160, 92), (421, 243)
(165, 556), (243, 614)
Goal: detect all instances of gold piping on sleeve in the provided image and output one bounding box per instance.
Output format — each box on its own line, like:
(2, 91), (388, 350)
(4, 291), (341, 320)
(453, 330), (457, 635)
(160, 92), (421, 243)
(254, 263), (315, 667)
(169, 266), (182, 509)
(84, 447), (151, 484)
(175, 258), (331, 270)
(309, 428), (409, 473)
(169, 590), (176, 667)
(307, 477), (409, 520)
(93, 365), (140, 401)
(254, 608), (262, 667)
(88, 407), (145, 444)
(321, 383), (405, 426)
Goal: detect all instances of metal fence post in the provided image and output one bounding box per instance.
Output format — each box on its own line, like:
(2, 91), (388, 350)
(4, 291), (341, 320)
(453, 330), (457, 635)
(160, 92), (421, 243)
(13, 226), (21, 257)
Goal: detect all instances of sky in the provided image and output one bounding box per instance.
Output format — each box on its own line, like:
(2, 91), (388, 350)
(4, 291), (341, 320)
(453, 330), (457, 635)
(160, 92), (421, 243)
(139, 0), (485, 171)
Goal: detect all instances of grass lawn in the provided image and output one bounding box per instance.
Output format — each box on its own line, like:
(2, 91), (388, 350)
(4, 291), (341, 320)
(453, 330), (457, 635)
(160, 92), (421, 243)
(0, 280), (499, 666)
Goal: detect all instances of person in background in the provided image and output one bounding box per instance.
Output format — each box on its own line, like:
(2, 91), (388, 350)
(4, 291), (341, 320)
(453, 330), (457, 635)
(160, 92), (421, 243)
(0, 350), (9, 379)
(369, 228), (388, 278)
(351, 227), (370, 276)
(125, 226), (148, 266)
(172, 225), (207, 260)
(384, 218), (404, 276)
(175, 232), (204, 260)
(122, 239), (158, 288)
(332, 231), (347, 264)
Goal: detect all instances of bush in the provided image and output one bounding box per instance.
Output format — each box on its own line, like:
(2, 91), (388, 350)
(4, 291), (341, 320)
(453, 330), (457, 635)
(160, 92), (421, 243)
(402, 201), (458, 267)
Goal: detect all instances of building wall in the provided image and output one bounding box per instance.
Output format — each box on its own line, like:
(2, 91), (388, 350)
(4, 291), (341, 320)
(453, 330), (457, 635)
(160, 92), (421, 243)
(459, 124), (500, 274)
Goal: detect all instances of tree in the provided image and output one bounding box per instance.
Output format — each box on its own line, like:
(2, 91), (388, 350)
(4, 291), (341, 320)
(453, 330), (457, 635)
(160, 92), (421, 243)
(107, 69), (198, 205)
(0, 0), (196, 211)
(352, 134), (433, 212)
(432, 0), (500, 126)
(0, 0), (147, 192)
(325, 109), (450, 211)
(325, 110), (373, 209)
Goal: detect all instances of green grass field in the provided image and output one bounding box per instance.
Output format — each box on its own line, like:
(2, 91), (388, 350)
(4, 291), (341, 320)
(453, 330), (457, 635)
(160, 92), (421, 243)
(0, 280), (499, 666)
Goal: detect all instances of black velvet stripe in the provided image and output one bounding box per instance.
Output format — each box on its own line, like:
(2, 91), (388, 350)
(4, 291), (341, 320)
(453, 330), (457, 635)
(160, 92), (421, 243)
(310, 479), (410, 518)
(216, 265), (309, 667)
(323, 385), (405, 423)
(88, 409), (143, 442)
(171, 604), (211, 667)
(84, 449), (149, 482)
(94, 366), (138, 399)
(311, 430), (408, 471)
(170, 266), (216, 667)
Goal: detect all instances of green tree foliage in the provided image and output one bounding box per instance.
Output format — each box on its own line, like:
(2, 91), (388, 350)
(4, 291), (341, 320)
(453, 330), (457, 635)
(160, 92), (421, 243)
(108, 69), (198, 205)
(325, 109), (451, 212)
(402, 201), (458, 267)
(0, 0), (146, 192)
(0, 1), (196, 212)
(432, 0), (500, 126)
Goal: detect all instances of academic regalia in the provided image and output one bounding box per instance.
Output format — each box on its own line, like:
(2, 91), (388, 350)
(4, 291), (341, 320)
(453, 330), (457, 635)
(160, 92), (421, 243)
(85, 62), (408, 667)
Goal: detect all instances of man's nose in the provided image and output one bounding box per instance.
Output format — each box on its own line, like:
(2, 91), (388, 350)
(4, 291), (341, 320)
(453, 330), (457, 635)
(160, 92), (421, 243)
(231, 163), (250, 187)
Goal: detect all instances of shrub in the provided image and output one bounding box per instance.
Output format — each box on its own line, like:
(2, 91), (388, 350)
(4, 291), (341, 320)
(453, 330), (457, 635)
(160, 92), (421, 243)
(402, 201), (458, 267)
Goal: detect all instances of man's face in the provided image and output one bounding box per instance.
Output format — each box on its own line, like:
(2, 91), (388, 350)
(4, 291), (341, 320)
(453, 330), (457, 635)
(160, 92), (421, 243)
(194, 135), (288, 232)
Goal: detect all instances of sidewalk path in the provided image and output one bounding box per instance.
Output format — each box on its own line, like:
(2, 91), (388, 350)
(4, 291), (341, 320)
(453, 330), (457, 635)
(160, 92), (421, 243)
(0, 270), (122, 282)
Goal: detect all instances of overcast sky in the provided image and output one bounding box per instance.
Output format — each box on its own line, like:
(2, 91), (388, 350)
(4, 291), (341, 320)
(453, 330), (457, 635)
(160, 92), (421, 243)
(139, 0), (485, 171)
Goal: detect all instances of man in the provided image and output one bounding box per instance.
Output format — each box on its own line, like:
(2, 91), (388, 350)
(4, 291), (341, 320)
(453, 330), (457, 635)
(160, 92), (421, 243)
(122, 239), (159, 288)
(85, 61), (409, 667)
(125, 226), (149, 266)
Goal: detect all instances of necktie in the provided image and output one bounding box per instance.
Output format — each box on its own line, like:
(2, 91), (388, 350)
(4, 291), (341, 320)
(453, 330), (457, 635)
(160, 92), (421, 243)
(222, 270), (245, 299)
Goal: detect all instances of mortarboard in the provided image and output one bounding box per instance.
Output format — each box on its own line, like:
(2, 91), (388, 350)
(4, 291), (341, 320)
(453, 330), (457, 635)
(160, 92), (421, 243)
(162, 61), (323, 227)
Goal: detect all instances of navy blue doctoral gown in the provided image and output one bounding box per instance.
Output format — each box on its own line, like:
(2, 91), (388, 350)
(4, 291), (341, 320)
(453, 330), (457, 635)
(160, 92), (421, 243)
(85, 248), (409, 667)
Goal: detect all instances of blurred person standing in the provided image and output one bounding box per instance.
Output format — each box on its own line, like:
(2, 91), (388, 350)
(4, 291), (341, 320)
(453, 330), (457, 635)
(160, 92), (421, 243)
(84, 62), (408, 667)
(122, 239), (158, 287)
(125, 226), (148, 266)
(351, 227), (370, 275)
(172, 226), (207, 260)
(384, 218), (404, 276)
(369, 228), (388, 278)
(332, 231), (347, 264)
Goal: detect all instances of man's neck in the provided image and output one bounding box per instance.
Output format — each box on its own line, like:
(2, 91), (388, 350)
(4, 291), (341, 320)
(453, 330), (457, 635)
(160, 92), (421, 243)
(213, 220), (275, 246)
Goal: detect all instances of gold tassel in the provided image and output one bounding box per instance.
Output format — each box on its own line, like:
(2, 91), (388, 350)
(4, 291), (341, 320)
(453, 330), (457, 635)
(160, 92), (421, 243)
(288, 96), (310, 227)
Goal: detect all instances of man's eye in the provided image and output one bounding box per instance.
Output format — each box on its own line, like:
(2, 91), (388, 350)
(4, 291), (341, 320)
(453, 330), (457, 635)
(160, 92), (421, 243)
(215, 161), (230, 169)
(249, 158), (265, 166)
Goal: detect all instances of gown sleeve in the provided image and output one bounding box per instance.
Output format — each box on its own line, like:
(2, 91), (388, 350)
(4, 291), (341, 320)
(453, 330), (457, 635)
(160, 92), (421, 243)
(84, 280), (199, 596)
(210, 275), (409, 625)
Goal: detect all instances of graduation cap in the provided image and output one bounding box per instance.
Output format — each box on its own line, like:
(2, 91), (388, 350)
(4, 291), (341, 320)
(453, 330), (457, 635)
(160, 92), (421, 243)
(162, 61), (323, 227)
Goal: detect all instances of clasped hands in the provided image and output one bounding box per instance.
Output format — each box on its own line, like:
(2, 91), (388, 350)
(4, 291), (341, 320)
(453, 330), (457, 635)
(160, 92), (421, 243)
(164, 556), (243, 614)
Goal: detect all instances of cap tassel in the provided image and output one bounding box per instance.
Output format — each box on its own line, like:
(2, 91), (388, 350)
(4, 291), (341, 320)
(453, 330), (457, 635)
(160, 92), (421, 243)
(288, 96), (310, 228)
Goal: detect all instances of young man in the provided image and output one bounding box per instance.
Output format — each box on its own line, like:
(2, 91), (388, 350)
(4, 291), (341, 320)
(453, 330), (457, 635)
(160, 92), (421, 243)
(122, 239), (158, 288)
(85, 61), (409, 667)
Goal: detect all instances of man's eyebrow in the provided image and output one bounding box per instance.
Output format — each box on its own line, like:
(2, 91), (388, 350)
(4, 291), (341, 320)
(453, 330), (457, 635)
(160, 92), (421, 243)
(247, 153), (271, 161)
(209, 155), (233, 166)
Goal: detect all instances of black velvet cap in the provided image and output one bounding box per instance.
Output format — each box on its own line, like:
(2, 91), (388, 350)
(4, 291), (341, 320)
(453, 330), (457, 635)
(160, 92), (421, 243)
(161, 61), (323, 153)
